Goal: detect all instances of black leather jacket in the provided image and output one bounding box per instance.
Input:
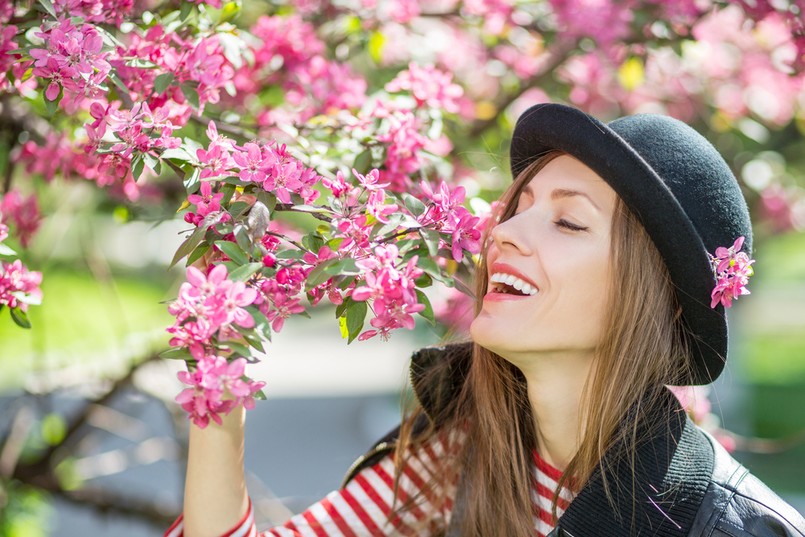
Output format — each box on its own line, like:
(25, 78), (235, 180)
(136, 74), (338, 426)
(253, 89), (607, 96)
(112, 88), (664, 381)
(345, 344), (805, 536)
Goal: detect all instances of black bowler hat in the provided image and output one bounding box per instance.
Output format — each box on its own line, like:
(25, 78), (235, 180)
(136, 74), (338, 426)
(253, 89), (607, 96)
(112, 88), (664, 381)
(509, 103), (753, 384)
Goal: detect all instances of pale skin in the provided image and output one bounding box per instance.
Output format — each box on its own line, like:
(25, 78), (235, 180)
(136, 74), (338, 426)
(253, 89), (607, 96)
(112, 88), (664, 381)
(469, 155), (618, 470)
(182, 155), (618, 533)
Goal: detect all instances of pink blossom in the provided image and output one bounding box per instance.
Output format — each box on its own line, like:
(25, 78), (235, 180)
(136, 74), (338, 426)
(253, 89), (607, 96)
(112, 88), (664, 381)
(385, 63), (464, 113)
(197, 144), (234, 180)
(176, 355), (265, 428)
(0, 260), (43, 312)
(548, 0), (634, 49)
(709, 236), (755, 309)
(376, 111), (427, 191)
(0, 191), (42, 248)
(260, 145), (321, 205)
(167, 264), (259, 355)
(351, 245), (425, 340)
(0, 24), (19, 92)
(52, 0), (134, 26)
(262, 290), (305, 332)
(366, 189), (399, 223)
(30, 19), (111, 111)
(232, 143), (269, 183)
(451, 212), (481, 262)
(187, 182), (224, 222)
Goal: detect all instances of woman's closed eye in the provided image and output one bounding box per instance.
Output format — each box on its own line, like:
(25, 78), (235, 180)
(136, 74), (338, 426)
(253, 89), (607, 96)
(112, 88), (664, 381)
(555, 218), (589, 232)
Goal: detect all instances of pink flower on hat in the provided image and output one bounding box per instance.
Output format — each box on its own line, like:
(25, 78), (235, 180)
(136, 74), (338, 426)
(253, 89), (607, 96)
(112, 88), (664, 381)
(709, 236), (754, 309)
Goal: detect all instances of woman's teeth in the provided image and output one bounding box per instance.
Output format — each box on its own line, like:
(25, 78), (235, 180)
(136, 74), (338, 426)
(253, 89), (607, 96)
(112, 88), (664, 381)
(489, 272), (539, 296)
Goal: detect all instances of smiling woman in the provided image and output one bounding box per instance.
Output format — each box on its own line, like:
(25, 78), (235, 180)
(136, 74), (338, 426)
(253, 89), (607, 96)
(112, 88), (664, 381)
(169, 104), (805, 537)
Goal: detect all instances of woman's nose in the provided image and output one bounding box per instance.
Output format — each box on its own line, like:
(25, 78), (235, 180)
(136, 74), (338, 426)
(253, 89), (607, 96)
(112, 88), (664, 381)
(490, 214), (533, 255)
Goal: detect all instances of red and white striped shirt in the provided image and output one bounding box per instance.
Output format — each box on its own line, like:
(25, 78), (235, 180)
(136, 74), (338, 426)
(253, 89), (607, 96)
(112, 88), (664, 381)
(165, 434), (570, 537)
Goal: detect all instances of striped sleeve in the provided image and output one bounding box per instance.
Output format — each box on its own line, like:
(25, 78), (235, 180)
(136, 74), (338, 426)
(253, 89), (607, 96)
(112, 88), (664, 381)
(164, 433), (456, 537)
(164, 497), (257, 537)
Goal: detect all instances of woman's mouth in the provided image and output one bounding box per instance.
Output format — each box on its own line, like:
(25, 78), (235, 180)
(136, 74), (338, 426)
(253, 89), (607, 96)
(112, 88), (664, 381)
(489, 272), (539, 296)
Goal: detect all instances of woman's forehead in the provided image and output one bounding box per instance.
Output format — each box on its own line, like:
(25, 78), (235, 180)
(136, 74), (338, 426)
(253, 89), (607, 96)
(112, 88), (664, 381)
(526, 155), (616, 202)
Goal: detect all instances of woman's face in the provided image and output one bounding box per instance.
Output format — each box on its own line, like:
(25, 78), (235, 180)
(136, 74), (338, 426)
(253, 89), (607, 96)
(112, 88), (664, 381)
(469, 155), (618, 361)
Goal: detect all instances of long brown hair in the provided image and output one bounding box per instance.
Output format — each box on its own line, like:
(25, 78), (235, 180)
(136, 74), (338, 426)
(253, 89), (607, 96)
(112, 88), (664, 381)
(392, 151), (693, 536)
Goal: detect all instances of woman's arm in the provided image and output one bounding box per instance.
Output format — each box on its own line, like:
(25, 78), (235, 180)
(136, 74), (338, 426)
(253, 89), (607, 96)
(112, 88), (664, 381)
(181, 403), (250, 537)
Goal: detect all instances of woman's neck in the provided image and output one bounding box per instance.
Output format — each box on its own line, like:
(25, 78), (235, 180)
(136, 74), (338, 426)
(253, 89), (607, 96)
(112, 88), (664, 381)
(516, 351), (595, 471)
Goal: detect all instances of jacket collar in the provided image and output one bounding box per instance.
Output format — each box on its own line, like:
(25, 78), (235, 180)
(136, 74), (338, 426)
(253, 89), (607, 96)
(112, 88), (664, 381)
(410, 343), (715, 537)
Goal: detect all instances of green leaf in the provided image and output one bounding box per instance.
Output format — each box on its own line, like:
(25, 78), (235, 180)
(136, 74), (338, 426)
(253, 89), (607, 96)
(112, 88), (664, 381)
(345, 300), (367, 343)
(187, 243), (210, 266)
(301, 232), (324, 253)
(276, 250), (305, 260)
(415, 289), (435, 325)
(179, 1), (194, 21)
(305, 257), (339, 289)
(215, 240), (249, 265)
(10, 307), (31, 329)
(154, 72), (174, 94)
(418, 257), (451, 285)
(44, 88), (61, 116)
(171, 213), (224, 268)
(241, 330), (265, 352)
(0, 242), (17, 257)
(143, 152), (159, 174)
(228, 201), (251, 220)
(256, 190), (277, 213)
(234, 225), (252, 253)
(420, 228), (441, 257)
(324, 258), (358, 276)
(180, 82), (200, 109)
(161, 147), (190, 162)
(160, 347), (194, 361)
(38, 0), (57, 18)
(221, 340), (252, 358)
(403, 194), (427, 218)
(353, 149), (373, 175)
(131, 153), (145, 181)
(228, 262), (262, 282)
(335, 298), (350, 319)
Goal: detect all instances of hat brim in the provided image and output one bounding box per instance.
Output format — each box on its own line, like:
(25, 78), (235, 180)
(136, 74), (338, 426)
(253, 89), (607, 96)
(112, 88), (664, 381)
(510, 103), (726, 384)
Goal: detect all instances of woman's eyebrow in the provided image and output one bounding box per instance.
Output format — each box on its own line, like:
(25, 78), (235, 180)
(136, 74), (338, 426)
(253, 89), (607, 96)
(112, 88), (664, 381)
(550, 188), (601, 211)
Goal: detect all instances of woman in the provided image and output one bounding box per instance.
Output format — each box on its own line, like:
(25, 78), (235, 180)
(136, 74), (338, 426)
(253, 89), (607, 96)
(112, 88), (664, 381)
(166, 104), (805, 536)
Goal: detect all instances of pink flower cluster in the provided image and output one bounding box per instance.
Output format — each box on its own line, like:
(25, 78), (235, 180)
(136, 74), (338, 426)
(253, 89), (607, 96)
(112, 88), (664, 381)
(548, 0), (634, 48)
(0, 190), (42, 249)
(419, 181), (482, 262)
(0, 20), (19, 92)
(176, 355), (265, 428)
(0, 260), (43, 313)
(111, 26), (235, 121)
(351, 244), (425, 341)
(52, 0), (134, 26)
(194, 125), (322, 206)
(168, 266), (266, 428)
(167, 264), (258, 358)
(241, 15), (367, 126)
(30, 18), (111, 112)
(385, 63), (464, 114)
(709, 236), (755, 309)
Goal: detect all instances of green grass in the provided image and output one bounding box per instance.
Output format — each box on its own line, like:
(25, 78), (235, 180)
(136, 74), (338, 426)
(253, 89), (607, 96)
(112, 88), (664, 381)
(0, 270), (173, 393)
